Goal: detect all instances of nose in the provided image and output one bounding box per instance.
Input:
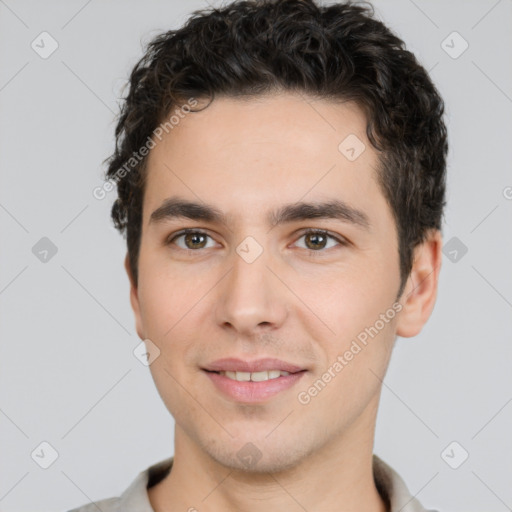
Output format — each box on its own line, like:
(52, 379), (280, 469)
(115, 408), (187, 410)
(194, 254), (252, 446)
(214, 244), (288, 336)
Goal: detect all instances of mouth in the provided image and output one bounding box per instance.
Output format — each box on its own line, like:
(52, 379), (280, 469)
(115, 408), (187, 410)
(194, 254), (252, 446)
(202, 358), (307, 402)
(202, 357), (305, 374)
(205, 369), (294, 382)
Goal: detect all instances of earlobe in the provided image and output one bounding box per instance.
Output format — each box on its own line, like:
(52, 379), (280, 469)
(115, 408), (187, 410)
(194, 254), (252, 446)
(396, 229), (443, 338)
(124, 254), (145, 340)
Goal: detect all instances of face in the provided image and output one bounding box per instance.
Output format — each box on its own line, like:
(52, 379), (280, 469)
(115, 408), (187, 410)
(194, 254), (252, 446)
(127, 93), (438, 473)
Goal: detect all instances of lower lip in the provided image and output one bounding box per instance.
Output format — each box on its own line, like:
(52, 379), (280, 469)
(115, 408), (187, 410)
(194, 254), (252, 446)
(203, 370), (306, 403)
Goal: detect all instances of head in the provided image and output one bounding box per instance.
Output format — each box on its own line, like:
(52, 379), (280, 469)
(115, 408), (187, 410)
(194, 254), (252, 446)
(107, 0), (446, 472)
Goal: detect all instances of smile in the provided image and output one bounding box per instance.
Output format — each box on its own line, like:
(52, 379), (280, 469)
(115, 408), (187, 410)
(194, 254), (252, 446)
(203, 369), (306, 403)
(217, 370), (291, 382)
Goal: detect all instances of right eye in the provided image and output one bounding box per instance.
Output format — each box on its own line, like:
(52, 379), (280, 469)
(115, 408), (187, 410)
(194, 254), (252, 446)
(166, 229), (218, 251)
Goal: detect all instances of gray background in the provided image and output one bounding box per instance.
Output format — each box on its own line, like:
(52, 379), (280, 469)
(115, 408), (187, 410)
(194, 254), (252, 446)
(0, 0), (511, 511)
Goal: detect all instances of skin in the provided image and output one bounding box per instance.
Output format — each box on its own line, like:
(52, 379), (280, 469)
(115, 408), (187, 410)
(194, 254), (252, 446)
(125, 92), (442, 512)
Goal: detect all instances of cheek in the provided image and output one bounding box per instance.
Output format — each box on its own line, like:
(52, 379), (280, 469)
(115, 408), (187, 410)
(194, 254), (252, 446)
(294, 261), (395, 334)
(291, 260), (398, 395)
(137, 262), (212, 375)
(137, 269), (205, 416)
(299, 317), (396, 419)
(137, 259), (200, 336)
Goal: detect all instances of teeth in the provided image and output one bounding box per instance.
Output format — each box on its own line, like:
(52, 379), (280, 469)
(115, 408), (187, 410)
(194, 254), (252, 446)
(251, 371), (272, 382)
(220, 370), (291, 382)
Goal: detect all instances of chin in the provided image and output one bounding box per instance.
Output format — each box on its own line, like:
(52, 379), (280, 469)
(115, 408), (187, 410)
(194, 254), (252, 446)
(203, 435), (312, 475)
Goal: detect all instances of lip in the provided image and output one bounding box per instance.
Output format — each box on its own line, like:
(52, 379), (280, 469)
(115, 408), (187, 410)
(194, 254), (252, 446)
(202, 357), (305, 374)
(202, 358), (307, 403)
(204, 369), (306, 403)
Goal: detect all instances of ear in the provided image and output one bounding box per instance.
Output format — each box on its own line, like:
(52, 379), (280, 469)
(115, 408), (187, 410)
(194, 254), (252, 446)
(124, 253), (145, 340)
(396, 229), (443, 338)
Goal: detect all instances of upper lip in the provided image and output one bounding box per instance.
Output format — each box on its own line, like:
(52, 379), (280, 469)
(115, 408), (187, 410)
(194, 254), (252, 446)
(203, 358), (305, 374)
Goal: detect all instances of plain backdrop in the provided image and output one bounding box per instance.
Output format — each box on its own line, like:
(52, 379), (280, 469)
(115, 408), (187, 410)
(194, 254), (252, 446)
(0, 1), (511, 511)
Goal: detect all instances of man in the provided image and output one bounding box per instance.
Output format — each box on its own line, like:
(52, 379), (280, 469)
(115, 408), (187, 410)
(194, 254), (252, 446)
(70, 0), (446, 510)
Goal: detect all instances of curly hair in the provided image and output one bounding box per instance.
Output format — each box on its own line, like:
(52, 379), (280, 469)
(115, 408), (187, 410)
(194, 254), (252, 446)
(105, 0), (447, 296)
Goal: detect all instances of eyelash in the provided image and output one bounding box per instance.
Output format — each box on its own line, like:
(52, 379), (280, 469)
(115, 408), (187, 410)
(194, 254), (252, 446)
(166, 228), (348, 255)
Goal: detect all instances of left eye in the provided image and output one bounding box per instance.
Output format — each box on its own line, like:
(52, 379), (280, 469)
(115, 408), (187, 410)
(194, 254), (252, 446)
(293, 230), (344, 251)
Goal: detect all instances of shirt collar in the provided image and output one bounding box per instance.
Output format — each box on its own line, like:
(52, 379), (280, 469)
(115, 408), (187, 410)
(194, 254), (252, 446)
(116, 455), (433, 512)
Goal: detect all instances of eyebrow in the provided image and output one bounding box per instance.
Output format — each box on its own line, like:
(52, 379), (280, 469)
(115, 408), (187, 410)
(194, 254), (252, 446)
(149, 196), (371, 230)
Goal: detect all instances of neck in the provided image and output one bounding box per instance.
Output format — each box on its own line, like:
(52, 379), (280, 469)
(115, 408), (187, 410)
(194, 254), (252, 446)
(148, 411), (387, 512)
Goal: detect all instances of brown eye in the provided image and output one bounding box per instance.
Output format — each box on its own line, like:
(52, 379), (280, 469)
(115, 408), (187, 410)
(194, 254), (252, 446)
(294, 229), (345, 252)
(304, 231), (328, 250)
(168, 230), (215, 250)
(183, 232), (208, 249)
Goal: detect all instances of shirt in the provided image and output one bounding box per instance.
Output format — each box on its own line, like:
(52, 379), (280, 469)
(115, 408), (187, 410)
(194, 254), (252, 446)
(67, 454), (439, 512)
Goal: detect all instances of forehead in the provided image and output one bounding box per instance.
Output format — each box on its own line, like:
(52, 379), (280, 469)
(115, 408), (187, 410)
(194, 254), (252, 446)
(143, 93), (391, 233)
